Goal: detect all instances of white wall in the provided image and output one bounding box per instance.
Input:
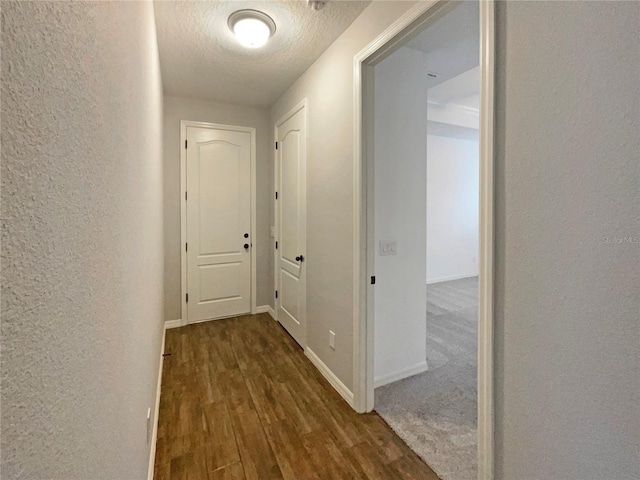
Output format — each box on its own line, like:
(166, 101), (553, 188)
(1, 2), (164, 478)
(494, 2), (640, 479)
(373, 47), (429, 385)
(270, 1), (418, 391)
(163, 96), (272, 321)
(426, 133), (479, 283)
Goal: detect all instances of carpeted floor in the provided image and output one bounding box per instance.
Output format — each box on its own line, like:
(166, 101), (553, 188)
(375, 276), (478, 480)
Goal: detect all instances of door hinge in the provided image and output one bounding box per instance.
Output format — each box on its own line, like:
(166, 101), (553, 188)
(275, 191), (278, 200)
(185, 242), (188, 252)
(275, 241), (278, 249)
(185, 140), (188, 149)
(185, 191), (187, 201)
(275, 290), (278, 299)
(275, 141), (279, 150)
(371, 276), (376, 285)
(186, 293), (189, 303)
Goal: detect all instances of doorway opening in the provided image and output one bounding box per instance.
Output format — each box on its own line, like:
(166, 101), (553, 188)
(353, 1), (494, 479)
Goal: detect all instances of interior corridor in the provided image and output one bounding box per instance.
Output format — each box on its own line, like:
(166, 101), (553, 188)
(3, 2), (638, 479)
(154, 314), (439, 480)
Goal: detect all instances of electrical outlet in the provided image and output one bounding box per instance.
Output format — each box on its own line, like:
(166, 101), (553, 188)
(329, 330), (336, 350)
(147, 407), (151, 444)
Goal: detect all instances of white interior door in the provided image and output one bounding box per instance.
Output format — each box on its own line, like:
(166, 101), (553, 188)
(186, 125), (252, 323)
(275, 103), (307, 347)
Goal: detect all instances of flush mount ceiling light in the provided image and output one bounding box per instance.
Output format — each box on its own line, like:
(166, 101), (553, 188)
(228, 10), (276, 49)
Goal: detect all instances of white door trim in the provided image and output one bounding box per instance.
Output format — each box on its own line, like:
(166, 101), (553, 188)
(477, 2), (495, 478)
(352, 2), (495, 480)
(180, 120), (257, 326)
(272, 98), (308, 326)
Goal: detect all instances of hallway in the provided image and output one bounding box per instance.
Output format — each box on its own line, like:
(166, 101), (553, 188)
(3, 2), (639, 478)
(154, 315), (438, 480)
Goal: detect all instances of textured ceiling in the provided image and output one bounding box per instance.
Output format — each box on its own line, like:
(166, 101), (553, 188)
(154, 0), (370, 107)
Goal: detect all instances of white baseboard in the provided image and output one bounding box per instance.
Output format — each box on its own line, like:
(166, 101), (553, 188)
(256, 305), (276, 321)
(164, 319), (182, 329)
(374, 360), (429, 389)
(427, 273), (478, 285)
(147, 326), (167, 480)
(305, 347), (354, 407)
(255, 305), (270, 314)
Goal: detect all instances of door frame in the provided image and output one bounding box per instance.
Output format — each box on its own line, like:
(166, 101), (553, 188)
(272, 98), (308, 333)
(180, 120), (257, 326)
(352, 2), (495, 479)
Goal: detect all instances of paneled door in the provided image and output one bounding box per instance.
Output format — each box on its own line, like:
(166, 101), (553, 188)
(275, 102), (307, 347)
(185, 124), (254, 323)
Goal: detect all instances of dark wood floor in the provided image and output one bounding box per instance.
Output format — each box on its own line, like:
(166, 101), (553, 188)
(154, 314), (439, 480)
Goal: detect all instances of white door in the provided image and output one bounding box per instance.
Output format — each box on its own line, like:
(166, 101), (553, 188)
(186, 125), (253, 323)
(275, 103), (307, 347)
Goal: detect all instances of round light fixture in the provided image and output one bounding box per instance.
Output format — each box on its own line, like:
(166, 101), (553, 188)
(228, 10), (276, 49)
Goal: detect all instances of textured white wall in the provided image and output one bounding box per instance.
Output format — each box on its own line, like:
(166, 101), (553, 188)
(426, 134), (479, 283)
(373, 47), (428, 384)
(270, 0), (417, 391)
(494, 2), (640, 479)
(163, 96), (272, 320)
(1, 2), (164, 478)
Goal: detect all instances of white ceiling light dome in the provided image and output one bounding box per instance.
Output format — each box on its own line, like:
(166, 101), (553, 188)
(228, 10), (276, 49)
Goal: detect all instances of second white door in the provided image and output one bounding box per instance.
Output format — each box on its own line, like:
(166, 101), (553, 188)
(275, 102), (307, 347)
(185, 124), (253, 323)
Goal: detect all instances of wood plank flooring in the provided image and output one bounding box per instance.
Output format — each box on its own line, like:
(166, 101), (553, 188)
(154, 314), (439, 480)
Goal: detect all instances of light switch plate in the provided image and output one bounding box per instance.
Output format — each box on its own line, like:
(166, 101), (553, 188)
(379, 240), (397, 256)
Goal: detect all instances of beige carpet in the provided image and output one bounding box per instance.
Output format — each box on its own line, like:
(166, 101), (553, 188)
(375, 276), (478, 480)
